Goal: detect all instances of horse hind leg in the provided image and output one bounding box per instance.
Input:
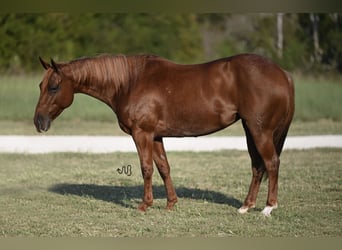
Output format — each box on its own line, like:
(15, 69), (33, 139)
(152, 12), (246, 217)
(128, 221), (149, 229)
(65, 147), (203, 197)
(238, 120), (266, 214)
(258, 123), (292, 215)
(256, 132), (280, 216)
(239, 120), (280, 216)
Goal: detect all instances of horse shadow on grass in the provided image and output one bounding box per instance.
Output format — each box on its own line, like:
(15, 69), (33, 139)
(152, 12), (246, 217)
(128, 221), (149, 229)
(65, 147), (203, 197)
(49, 183), (242, 209)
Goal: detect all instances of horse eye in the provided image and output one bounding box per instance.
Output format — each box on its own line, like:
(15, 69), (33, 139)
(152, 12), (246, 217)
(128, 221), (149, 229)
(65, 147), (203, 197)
(48, 84), (60, 93)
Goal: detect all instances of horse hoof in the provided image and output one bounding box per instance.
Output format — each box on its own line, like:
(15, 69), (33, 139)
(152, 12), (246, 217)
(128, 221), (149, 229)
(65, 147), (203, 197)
(165, 204), (175, 211)
(137, 202), (149, 212)
(237, 206), (249, 214)
(261, 204), (277, 217)
(166, 200), (177, 210)
(238, 203), (256, 214)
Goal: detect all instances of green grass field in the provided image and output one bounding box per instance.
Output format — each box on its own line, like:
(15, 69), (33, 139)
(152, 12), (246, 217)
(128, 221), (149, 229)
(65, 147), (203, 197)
(0, 149), (341, 237)
(0, 75), (342, 135)
(0, 75), (341, 237)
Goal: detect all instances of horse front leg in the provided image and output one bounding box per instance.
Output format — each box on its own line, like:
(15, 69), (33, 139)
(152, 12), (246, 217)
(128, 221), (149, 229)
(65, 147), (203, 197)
(153, 137), (178, 210)
(132, 130), (154, 212)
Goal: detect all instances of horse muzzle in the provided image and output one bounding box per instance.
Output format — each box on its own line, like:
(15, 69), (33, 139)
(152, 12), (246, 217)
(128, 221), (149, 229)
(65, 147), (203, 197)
(34, 113), (51, 133)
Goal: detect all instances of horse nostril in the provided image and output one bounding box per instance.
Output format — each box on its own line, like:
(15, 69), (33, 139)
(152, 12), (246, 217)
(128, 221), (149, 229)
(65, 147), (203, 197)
(34, 114), (50, 132)
(34, 114), (42, 132)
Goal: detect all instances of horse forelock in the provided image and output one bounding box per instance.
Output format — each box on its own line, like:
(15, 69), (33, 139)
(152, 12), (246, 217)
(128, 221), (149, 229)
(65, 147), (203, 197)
(62, 54), (145, 92)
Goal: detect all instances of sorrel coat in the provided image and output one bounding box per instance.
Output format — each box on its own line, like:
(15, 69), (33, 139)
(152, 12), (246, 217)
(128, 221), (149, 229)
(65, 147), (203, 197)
(34, 54), (294, 216)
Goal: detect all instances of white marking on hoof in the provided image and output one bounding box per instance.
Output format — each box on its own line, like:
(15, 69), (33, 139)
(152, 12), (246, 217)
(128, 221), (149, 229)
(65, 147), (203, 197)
(238, 206), (249, 214)
(261, 204), (278, 217)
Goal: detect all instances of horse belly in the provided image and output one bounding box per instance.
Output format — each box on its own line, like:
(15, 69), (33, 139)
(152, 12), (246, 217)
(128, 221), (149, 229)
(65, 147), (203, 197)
(157, 104), (237, 137)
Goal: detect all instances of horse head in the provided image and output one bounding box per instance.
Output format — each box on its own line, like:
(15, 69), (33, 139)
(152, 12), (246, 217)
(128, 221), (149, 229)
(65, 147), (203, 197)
(33, 57), (74, 132)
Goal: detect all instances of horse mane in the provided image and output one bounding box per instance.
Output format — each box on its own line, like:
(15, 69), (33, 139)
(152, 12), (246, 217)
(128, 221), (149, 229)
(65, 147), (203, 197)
(61, 54), (150, 92)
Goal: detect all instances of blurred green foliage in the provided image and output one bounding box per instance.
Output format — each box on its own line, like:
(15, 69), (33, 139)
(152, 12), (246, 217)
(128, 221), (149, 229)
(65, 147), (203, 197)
(0, 13), (341, 74)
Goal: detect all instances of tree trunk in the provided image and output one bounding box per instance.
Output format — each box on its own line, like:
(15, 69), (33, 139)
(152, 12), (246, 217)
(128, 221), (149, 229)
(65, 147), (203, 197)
(310, 13), (322, 63)
(276, 13), (283, 59)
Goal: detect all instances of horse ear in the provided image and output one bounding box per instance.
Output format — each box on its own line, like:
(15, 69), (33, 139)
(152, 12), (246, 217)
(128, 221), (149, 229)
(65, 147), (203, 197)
(50, 58), (60, 73)
(39, 56), (50, 70)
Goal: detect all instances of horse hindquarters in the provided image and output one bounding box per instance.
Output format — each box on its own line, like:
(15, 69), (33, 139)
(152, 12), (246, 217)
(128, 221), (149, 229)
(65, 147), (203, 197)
(238, 72), (294, 216)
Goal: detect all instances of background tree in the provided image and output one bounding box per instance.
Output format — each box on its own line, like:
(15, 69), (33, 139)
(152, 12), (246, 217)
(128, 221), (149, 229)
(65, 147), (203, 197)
(0, 13), (341, 75)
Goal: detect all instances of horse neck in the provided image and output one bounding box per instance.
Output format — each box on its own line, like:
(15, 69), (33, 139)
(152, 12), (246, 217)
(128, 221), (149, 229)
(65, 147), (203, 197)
(64, 56), (142, 108)
(72, 76), (115, 107)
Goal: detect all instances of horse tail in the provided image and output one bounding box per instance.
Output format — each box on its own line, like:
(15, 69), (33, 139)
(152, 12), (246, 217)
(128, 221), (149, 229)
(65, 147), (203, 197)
(274, 70), (295, 156)
(261, 71), (294, 182)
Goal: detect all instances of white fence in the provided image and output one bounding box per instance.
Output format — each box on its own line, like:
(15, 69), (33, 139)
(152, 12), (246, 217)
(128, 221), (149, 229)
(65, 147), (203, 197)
(0, 135), (341, 153)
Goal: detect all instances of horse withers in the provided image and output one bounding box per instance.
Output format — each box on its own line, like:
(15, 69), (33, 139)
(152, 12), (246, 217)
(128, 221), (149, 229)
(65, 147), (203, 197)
(34, 54), (294, 216)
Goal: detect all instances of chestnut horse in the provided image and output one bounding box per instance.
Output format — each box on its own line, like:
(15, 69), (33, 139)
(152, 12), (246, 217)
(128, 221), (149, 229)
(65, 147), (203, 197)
(34, 54), (294, 216)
